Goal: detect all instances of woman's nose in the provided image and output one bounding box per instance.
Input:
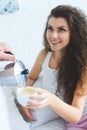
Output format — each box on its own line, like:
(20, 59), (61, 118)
(52, 31), (58, 38)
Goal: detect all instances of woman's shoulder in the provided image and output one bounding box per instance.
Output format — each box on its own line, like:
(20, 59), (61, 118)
(75, 81), (87, 96)
(39, 48), (48, 56)
(38, 48), (49, 61)
(34, 49), (49, 67)
(75, 68), (87, 96)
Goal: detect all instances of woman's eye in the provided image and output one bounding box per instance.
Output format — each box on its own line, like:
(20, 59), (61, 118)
(58, 28), (66, 32)
(47, 26), (53, 31)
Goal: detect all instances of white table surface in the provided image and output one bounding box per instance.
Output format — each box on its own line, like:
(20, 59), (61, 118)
(0, 86), (29, 130)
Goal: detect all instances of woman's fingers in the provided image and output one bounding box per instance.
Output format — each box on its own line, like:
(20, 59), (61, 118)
(27, 95), (49, 109)
(26, 88), (53, 109)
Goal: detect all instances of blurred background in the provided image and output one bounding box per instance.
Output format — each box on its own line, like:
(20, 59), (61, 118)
(0, 1), (86, 129)
(0, 0), (86, 70)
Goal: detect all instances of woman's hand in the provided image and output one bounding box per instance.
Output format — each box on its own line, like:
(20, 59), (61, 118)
(26, 88), (54, 109)
(19, 104), (37, 121)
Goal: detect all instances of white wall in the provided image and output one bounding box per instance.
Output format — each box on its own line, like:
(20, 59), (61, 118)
(0, 0), (87, 70)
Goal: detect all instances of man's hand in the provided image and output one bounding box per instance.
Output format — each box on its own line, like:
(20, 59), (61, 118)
(0, 43), (16, 61)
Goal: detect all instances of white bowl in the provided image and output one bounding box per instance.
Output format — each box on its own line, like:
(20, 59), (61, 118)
(16, 86), (37, 107)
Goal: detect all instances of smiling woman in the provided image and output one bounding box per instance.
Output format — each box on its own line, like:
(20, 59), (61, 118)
(0, 0), (19, 14)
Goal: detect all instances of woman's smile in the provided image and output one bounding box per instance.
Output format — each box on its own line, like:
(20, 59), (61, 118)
(51, 41), (61, 47)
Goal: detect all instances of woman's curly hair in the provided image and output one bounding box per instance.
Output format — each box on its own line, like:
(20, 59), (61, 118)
(43, 5), (87, 104)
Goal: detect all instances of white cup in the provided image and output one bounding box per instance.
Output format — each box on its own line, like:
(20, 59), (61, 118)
(16, 86), (37, 107)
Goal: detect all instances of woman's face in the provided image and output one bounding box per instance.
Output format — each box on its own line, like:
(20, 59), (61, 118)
(46, 17), (71, 52)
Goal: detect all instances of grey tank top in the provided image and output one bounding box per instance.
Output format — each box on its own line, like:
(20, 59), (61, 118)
(42, 51), (87, 117)
(42, 51), (58, 94)
(30, 52), (87, 128)
(30, 52), (59, 128)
